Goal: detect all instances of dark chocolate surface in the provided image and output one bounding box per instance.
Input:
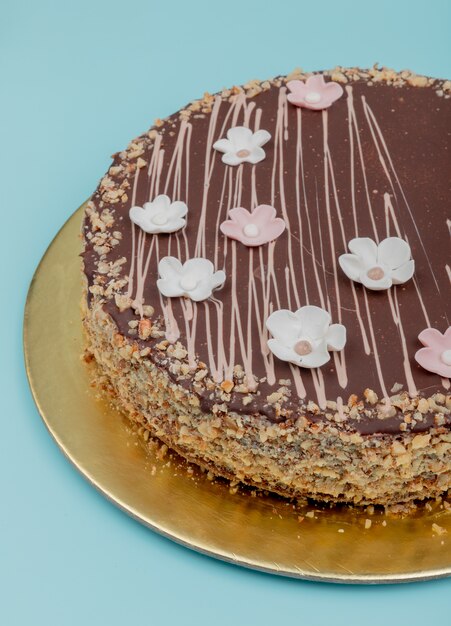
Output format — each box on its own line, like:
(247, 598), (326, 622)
(83, 72), (451, 434)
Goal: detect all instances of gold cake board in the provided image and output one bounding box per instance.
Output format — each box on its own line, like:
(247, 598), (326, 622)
(23, 204), (451, 583)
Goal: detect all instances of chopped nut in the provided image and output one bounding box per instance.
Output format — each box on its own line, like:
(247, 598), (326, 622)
(266, 391), (282, 405)
(220, 380), (234, 394)
(142, 305), (154, 317)
(138, 319), (152, 340)
(396, 452), (412, 467)
(407, 74), (428, 87)
(432, 523), (447, 536)
(364, 388), (378, 405)
(377, 403), (397, 419)
(114, 294), (132, 312)
(194, 369), (208, 382)
(391, 441), (407, 456)
(172, 345), (188, 360)
(347, 394), (359, 407)
(411, 434), (431, 450)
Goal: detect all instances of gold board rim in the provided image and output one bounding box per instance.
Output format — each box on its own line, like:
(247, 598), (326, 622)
(23, 203), (451, 584)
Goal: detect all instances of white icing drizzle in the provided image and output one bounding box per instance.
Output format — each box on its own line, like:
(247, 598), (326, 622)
(363, 289), (390, 399)
(346, 86), (378, 240)
(294, 109), (312, 305)
(272, 87), (301, 309)
(194, 96), (223, 258)
(163, 120), (190, 196)
(134, 227), (146, 315)
(161, 295), (180, 344)
(184, 300), (198, 370)
(126, 166), (141, 299)
(311, 368), (327, 409)
(154, 148), (165, 198)
(147, 133), (164, 198)
(321, 109), (343, 326)
(362, 96), (445, 308)
(384, 192), (431, 328)
(230, 240), (256, 389)
(391, 288), (418, 397)
(210, 297), (230, 381)
(204, 301), (222, 381)
(321, 109), (352, 395)
(165, 119), (192, 260)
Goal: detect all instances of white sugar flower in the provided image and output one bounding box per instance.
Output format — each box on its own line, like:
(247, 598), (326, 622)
(266, 306), (346, 369)
(213, 126), (271, 166)
(338, 237), (414, 291)
(129, 194), (188, 234)
(157, 257), (226, 302)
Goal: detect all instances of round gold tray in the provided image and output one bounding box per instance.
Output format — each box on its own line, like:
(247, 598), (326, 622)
(24, 204), (451, 583)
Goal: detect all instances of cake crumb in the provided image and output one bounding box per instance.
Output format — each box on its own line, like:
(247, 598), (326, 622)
(432, 523), (447, 536)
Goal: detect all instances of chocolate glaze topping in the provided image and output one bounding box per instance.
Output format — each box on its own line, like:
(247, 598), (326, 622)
(83, 69), (451, 435)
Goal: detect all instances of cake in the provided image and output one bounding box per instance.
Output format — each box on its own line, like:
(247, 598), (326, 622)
(82, 66), (451, 506)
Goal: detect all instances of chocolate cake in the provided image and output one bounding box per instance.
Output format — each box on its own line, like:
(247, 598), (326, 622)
(82, 66), (451, 505)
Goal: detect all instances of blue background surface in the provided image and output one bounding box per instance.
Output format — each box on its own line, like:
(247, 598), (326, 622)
(2, 0), (451, 623)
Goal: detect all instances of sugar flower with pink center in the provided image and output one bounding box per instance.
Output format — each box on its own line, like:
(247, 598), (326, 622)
(415, 327), (451, 378)
(338, 237), (415, 291)
(213, 126), (271, 166)
(220, 204), (286, 247)
(129, 194), (187, 234)
(266, 305), (346, 369)
(157, 256), (226, 302)
(286, 74), (344, 110)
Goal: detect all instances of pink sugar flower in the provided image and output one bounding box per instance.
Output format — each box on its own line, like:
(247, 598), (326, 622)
(220, 205), (286, 247)
(415, 327), (451, 378)
(287, 74), (343, 110)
